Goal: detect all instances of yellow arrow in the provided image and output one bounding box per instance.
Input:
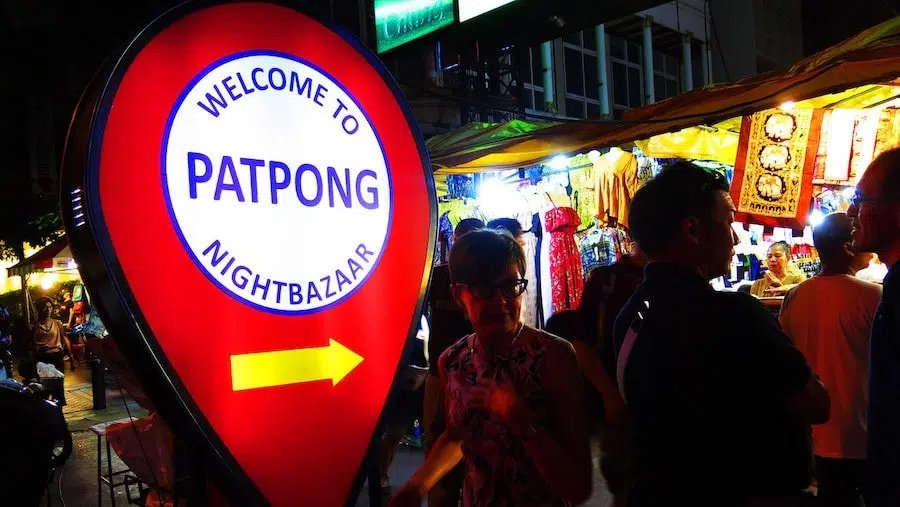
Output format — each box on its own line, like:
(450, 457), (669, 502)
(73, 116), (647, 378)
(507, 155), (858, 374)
(230, 338), (364, 391)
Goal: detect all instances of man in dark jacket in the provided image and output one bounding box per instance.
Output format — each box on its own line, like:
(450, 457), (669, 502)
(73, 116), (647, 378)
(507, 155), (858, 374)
(849, 148), (900, 507)
(613, 162), (829, 506)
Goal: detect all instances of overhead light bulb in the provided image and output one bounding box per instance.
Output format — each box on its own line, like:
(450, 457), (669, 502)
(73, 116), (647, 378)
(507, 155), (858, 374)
(548, 155), (569, 169)
(809, 209), (825, 228)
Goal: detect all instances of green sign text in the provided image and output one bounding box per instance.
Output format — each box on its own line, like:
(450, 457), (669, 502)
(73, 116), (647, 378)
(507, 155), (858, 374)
(375, 0), (455, 53)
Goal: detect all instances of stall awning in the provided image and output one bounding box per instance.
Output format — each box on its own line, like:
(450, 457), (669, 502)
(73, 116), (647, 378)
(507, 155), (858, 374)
(616, 15), (900, 139)
(432, 16), (900, 173)
(6, 236), (70, 277)
(428, 119), (559, 171)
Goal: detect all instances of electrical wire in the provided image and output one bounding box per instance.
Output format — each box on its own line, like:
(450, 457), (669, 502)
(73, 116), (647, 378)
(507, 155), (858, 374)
(405, 61), (838, 128)
(115, 381), (164, 503)
(54, 365), (166, 505)
(57, 457), (69, 507)
(54, 428), (92, 506)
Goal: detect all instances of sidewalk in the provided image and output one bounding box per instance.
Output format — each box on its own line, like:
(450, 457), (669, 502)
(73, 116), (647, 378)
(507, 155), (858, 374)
(48, 365), (611, 506)
(50, 363), (148, 507)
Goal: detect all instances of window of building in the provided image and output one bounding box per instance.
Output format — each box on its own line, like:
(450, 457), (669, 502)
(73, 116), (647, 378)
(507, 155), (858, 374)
(521, 45), (547, 111)
(609, 35), (643, 118)
(653, 50), (680, 102)
(563, 30), (601, 118)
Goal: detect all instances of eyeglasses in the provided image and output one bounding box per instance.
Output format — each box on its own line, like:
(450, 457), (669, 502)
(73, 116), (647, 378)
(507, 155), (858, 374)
(454, 279), (528, 300)
(849, 192), (893, 208)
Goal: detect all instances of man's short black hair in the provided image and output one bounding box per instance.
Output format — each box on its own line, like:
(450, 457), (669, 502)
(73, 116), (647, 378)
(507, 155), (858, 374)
(449, 228), (526, 285)
(454, 218), (484, 238)
(487, 217), (524, 237)
(628, 161), (730, 257)
(812, 212), (852, 262)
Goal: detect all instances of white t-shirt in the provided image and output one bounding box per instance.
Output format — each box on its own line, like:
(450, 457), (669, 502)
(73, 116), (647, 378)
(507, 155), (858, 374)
(780, 275), (882, 459)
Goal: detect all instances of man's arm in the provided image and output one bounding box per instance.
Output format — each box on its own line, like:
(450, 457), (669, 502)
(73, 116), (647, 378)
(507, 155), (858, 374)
(734, 293), (830, 424)
(573, 340), (625, 424)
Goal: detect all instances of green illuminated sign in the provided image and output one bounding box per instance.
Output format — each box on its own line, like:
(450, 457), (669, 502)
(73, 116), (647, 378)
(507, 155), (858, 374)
(375, 0), (455, 53)
(458, 0), (518, 22)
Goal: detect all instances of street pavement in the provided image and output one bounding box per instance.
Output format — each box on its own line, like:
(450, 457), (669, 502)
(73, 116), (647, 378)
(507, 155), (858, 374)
(41, 366), (610, 506)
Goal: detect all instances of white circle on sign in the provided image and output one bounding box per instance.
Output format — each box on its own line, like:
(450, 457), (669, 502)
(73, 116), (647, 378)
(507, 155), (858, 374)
(162, 51), (393, 314)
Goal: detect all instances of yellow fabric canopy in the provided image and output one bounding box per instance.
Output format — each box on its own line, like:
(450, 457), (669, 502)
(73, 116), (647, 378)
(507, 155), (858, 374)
(634, 127), (740, 165)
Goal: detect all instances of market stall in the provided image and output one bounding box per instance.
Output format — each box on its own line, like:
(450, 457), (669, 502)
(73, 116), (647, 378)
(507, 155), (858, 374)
(433, 148), (654, 326)
(428, 16), (900, 315)
(3, 236), (82, 322)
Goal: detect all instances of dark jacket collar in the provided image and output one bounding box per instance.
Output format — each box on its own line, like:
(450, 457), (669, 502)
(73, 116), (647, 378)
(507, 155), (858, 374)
(643, 262), (713, 293)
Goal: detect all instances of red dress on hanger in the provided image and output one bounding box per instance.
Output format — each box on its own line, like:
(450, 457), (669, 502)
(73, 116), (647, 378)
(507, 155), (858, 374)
(545, 206), (584, 313)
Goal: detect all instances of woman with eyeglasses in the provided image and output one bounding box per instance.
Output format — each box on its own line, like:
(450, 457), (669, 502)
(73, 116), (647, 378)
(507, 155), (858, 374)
(391, 229), (592, 507)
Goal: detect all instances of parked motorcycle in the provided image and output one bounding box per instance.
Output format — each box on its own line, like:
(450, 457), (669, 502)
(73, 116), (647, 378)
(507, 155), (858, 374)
(0, 378), (73, 506)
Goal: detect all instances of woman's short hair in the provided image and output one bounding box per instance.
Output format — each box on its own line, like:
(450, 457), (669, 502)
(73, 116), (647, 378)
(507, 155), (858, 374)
(769, 241), (791, 257)
(449, 228), (526, 285)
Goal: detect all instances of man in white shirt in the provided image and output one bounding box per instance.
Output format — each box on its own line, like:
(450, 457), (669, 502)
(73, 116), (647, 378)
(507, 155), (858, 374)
(781, 212), (882, 507)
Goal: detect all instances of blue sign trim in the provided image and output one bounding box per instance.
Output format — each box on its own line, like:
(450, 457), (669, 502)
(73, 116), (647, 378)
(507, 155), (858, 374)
(160, 49), (395, 316)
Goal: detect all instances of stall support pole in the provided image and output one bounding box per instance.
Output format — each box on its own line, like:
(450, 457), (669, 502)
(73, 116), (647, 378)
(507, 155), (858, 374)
(90, 356), (106, 410)
(700, 41), (711, 85)
(595, 24), (610, 118)
(682, 32), (694, 92)
(642, 16), (655, 105)
(541, 41), (555, 111)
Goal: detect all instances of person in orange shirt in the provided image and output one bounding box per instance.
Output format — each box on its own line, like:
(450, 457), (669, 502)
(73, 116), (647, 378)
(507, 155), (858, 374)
(780, 213), (881, 507)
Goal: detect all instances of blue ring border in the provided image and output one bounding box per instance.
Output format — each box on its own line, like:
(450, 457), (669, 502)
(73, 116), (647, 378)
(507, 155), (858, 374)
(160, 49), (395, 316)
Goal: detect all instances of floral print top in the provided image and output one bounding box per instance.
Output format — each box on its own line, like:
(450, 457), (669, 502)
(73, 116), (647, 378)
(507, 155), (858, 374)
(440, 331), (570, 507)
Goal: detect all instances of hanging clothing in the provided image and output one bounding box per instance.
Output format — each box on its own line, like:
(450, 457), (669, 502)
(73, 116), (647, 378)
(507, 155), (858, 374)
(578, 227), (621, 274)
(545, 207), (584, 314)
(594, 150), (640, 229)
(570, 167), (597, 230)
(520, 213), (543, 328)
(873, 107), (900, 161)
(438, 199), (478, 229)
(539, 211), (554, 324)
(438, 212), (454, 264)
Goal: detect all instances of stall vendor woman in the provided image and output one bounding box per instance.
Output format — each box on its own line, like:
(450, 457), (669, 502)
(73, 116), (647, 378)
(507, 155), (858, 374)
(750, 241), (807, 297)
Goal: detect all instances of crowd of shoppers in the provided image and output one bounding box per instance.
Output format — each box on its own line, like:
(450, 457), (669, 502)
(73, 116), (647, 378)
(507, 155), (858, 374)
(387, 149), (900, 507)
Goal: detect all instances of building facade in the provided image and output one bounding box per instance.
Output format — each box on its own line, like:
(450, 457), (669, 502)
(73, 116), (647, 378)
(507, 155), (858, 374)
(386, 0), (804, 135)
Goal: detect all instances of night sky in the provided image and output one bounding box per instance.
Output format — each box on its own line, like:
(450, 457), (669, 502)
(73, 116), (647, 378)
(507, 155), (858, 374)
(2, 0), (900, 185)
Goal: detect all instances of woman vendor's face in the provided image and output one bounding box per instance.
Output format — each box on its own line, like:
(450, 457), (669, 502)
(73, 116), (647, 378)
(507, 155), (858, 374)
(456, 263), (523, 337)
(767, 247), (788, 273)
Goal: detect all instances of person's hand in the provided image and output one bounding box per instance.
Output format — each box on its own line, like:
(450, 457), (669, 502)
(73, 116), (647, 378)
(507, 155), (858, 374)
(764, 271), (783, 287)
(765, 285), (791, 295)
(389, 483), (423, 507)
(469, 382), (534, 434)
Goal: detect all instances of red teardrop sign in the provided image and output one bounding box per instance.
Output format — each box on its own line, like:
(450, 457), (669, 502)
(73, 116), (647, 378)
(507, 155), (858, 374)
(60, 2), (435, 505)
